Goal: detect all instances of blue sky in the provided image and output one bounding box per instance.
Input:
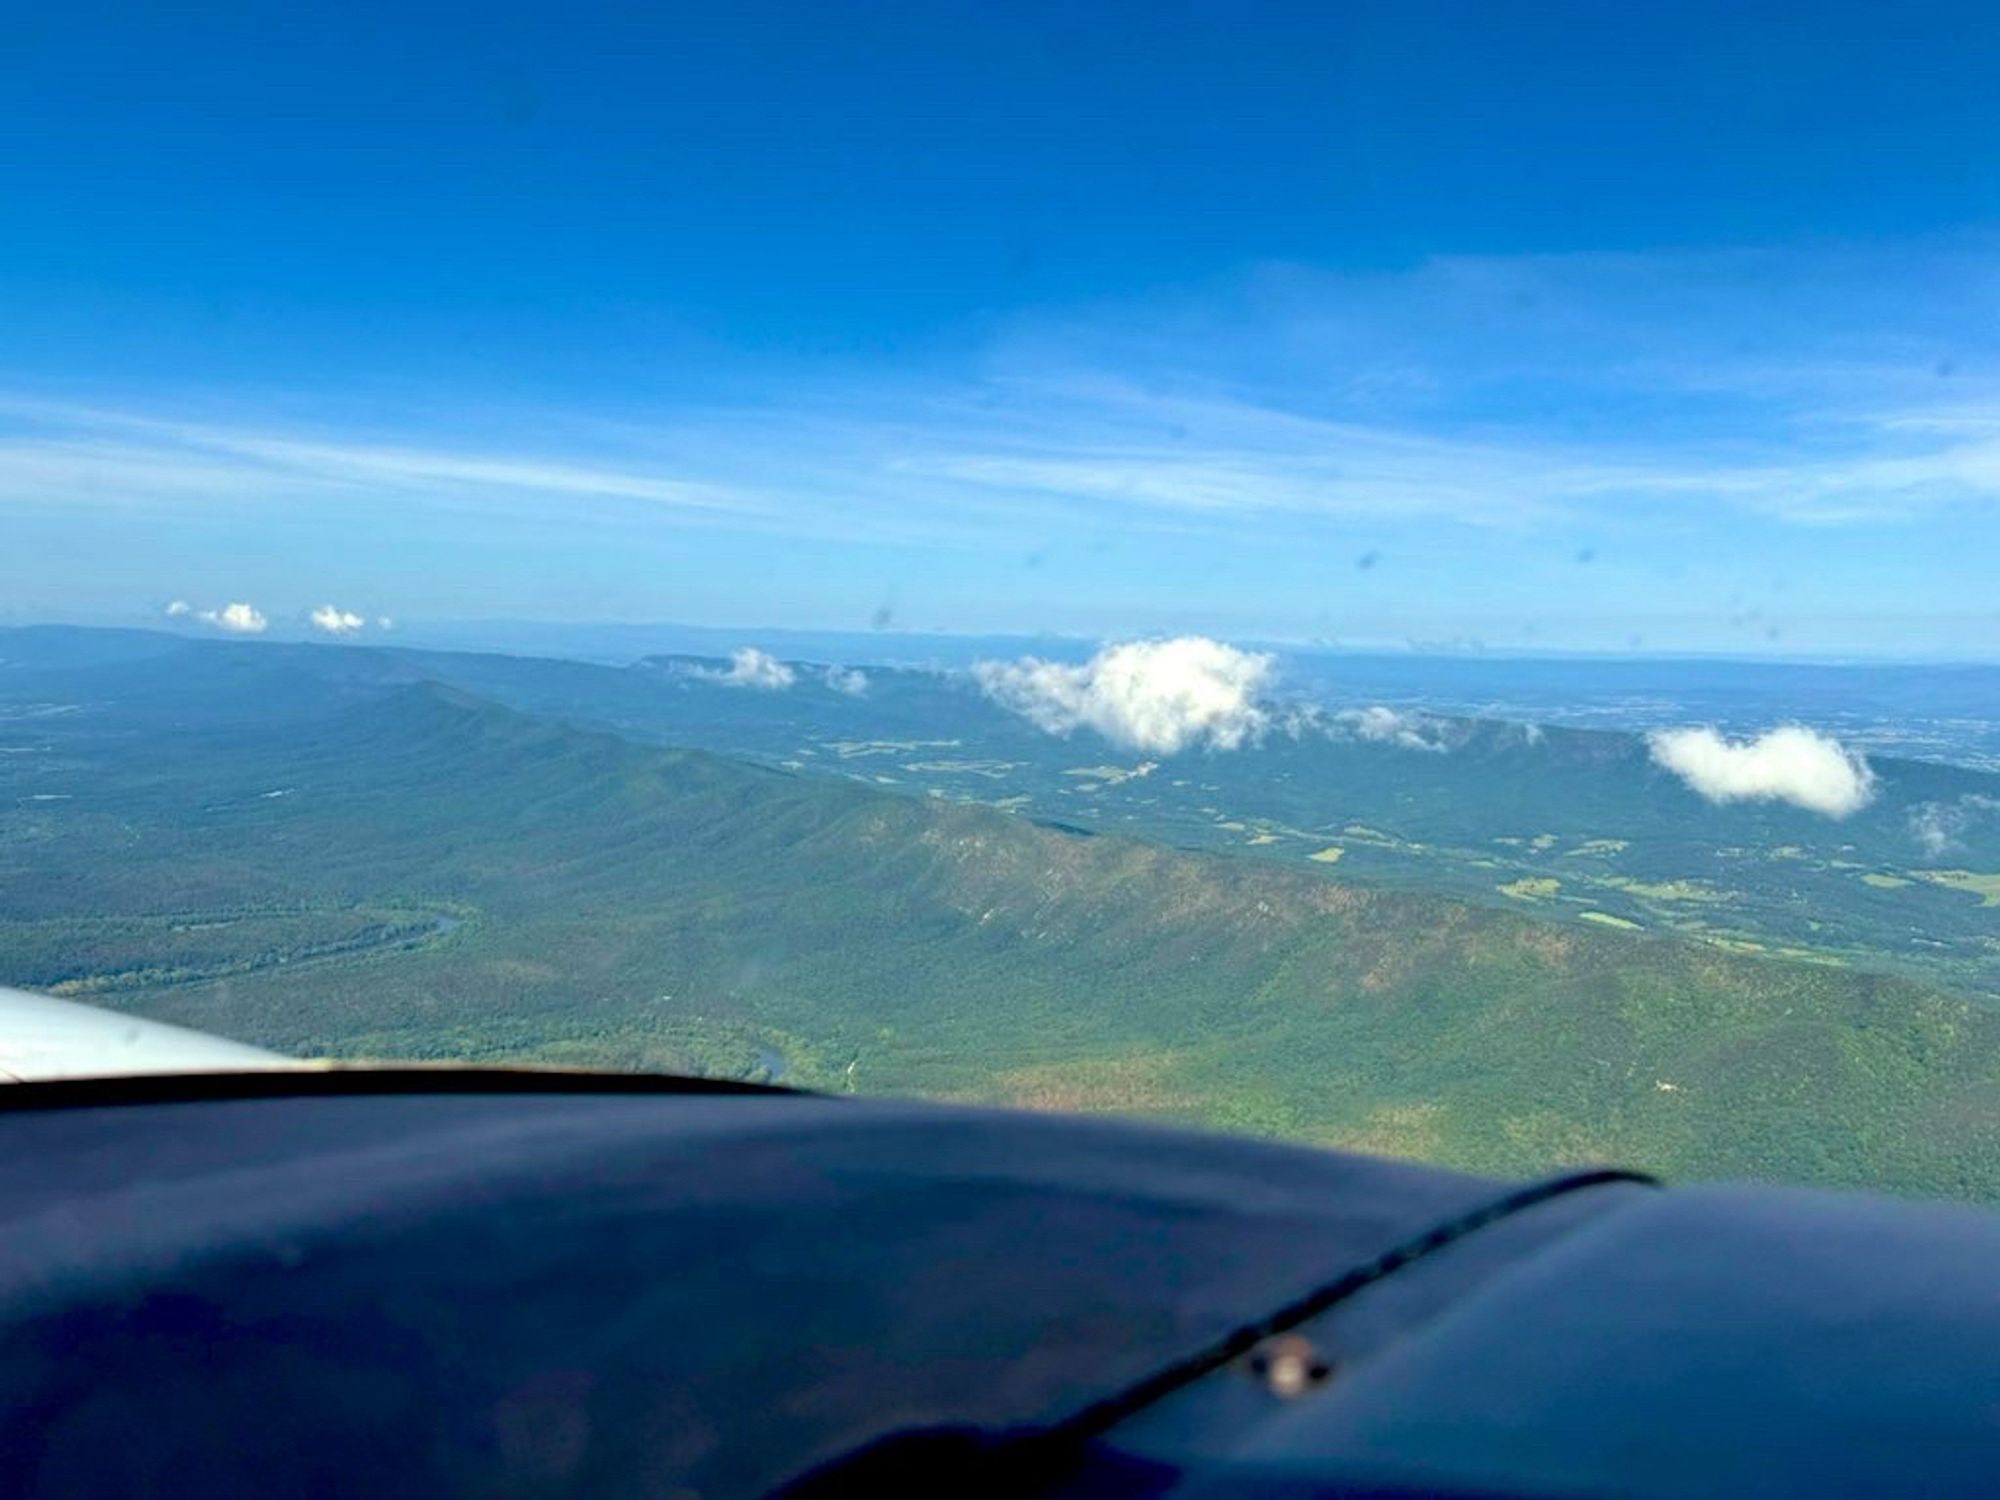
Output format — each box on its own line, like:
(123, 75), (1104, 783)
(5, 1), (2000, 656)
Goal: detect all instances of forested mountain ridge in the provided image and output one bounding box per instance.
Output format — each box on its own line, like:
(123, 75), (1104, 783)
(4, 633), (1999, 1199)
(11, 625), (1995, 996)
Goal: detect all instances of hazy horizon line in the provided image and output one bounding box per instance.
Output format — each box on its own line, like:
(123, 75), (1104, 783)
(8, 614), (2000, 670)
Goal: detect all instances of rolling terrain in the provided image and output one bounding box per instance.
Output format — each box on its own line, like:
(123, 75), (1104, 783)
(4, 627), (2000, 1200)
(162, 631), (2000, 999)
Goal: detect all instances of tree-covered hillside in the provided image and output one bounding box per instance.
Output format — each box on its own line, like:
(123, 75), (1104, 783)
(4, 638), (1998, 1200)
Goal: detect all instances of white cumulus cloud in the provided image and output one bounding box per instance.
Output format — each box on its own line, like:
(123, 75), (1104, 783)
(823, 665), (870, 696)
(1647, 725), (1876, 818)
(1338, 705), (1453, 753)
(694, 646), (796, 690)
(164, 599), (192, 618)
(975, 636), (1274, 754)
(309, 604), (366, 635)
(197, 602), (268, 635)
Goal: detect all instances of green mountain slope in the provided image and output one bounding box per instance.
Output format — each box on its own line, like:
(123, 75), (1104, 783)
(5, 668), (1999, 1200)
(10, 627), (1999, 999)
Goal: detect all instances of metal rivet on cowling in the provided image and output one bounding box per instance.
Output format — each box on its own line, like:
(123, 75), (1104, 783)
(1248, 1334), (1333, 1398)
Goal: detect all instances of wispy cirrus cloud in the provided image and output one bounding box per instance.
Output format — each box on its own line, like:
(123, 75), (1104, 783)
(10, 378), (1997, 551)
(5, 246), (1998, 548)
(1909, 793), (2000, 857)
(0, 399), (758, 518)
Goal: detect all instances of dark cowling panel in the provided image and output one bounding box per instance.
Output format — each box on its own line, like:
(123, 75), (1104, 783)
(0, 1079), (1515, 1497)
(0, 1076), (1995, 1498)
(1181, 1183), (2000, 1498)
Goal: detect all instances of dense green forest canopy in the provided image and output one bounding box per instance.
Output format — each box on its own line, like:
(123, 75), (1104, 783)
(3, 627), (1998, 1201)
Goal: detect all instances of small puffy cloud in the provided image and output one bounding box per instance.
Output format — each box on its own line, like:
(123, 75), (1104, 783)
(976, 636), (1274, 754)
(1908, 794), (2000, 858)
(1648, 725), (1875, 818)
(1337, 705), (1452, 753)
(164, 599), (192, 618)
(376, 615), (395, 631)
(197, 602), (268, 635)
(309, 604), (366, 636)
(694, 646), (796, 690)
(823, 665), (870, 696)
